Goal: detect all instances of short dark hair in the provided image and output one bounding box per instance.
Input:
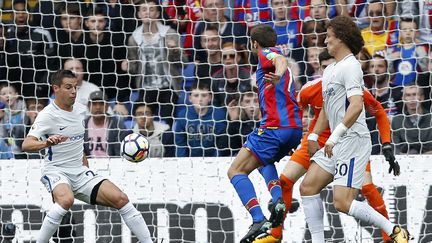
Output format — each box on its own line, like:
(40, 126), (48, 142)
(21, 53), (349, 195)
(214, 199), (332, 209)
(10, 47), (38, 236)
(13, 0), (26, 7)
(327, 16), (364, 55)
(251, 24), (277, 48)
(135, 0), (162, 14)
(50, 70), (76, 87)
(57, 2), (81, 16)
(86, 5), (106, 17)
(318, 49), (334, 64)
(191, 80), (211, 92)
(372, 54), (388, 67)
(203, 24), (219, 34)
(132, 102), (156, 116)
(400, 17), (418, 29)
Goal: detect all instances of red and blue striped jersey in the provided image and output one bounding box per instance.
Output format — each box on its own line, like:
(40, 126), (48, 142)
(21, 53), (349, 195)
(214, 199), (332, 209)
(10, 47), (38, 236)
(255, 48), (302, 129)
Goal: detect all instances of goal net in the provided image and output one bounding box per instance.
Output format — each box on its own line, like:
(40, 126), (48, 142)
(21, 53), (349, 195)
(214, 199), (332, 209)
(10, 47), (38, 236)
(0, 0), (430, 242)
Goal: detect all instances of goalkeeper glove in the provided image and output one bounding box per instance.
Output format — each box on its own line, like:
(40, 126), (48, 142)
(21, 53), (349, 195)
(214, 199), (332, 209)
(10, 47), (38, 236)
(382, 143), (400, 176)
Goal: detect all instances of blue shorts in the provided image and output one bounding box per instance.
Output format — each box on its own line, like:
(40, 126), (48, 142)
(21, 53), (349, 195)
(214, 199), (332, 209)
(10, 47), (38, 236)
(244, 128), (302, 166)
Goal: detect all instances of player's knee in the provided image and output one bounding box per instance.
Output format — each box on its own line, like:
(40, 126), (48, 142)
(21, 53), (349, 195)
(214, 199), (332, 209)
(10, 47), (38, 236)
(299, 180), (314, 196)
(227, 165), (238, 180)
(114, 192), (129, 209)
(333, 197), (350, 213)
(57, 196), (74, 210)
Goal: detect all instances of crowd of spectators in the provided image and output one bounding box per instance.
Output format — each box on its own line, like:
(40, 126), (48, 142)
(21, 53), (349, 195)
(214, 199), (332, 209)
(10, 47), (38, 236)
(0, 0), (431, 158)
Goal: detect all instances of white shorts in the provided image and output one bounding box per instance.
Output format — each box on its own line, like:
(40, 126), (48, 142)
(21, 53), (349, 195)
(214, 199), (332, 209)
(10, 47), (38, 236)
(41, 166), (106, 204)
(311, 136), (371, 189)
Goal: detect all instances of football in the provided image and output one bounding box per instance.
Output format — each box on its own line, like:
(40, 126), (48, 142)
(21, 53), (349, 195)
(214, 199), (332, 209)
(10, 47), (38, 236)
(121, 133), (150, 163)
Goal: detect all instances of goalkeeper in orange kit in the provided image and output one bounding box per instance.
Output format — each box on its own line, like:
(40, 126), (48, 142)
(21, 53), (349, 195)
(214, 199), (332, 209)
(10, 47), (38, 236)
(254, 50), (400, 243)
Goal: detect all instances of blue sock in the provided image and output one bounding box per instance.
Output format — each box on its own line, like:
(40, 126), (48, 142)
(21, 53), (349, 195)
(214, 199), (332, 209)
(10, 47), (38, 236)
(231, 174), (265, 223)
(258, 165), (282, 204)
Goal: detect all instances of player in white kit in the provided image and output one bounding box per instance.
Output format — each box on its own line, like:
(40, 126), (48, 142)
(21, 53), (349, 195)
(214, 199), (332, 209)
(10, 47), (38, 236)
(22, 70), (153, 243)
(299, 16), (410, 243)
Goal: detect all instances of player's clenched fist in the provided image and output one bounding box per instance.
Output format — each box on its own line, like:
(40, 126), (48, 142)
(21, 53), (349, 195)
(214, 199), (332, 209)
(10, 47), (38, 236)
(46, 135), (68, 146)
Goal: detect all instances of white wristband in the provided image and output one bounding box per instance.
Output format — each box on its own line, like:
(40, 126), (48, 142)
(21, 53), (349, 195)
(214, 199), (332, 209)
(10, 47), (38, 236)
(327, 123), (348, 145)
(307, 133), (319, 141)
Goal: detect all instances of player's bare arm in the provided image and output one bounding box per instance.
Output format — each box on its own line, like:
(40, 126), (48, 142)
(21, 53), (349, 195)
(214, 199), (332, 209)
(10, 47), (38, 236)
(22, 135), (68, 152)
(264, 55), (288, 86)
(325, 94), (363, 157)
(307, 106), (329, 157)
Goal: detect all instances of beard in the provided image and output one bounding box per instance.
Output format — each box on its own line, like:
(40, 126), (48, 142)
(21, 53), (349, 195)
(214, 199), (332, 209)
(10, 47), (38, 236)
(374, 73), (388, 85)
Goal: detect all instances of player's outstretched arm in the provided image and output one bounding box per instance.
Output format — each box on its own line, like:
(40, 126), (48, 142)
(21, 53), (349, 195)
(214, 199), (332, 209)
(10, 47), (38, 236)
(22, 135), (67, 152)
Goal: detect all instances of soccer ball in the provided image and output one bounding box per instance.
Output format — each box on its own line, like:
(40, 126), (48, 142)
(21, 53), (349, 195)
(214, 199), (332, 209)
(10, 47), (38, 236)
(121, 133), (149, 163)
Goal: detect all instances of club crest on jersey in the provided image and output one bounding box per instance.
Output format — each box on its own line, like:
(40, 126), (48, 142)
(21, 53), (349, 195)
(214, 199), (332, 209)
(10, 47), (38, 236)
(323, 87), (335, 100)
(258, 129), (264, 135)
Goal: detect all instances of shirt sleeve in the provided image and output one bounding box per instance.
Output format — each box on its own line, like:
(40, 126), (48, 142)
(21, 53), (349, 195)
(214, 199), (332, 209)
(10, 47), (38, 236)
(343, 61), (364, 98)
(364, 90), (391, 144)
(27, 112), (53, 140)
(259, 48), (282, 70)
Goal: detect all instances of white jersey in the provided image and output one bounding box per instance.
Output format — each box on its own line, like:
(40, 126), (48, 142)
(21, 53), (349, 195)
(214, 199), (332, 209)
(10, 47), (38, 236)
(28, 102), (87, 173)
(322, 54), (370, 138)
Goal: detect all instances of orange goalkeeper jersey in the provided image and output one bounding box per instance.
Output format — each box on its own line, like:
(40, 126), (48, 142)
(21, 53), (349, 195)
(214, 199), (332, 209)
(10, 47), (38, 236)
(298, 78), (391, 144)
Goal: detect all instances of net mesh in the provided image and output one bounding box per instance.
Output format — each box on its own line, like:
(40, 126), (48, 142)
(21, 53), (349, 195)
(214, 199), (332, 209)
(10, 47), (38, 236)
(0, 0), (429, 242)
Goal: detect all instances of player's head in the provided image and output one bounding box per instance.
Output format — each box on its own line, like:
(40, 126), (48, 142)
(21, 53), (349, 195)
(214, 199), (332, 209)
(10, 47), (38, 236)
(88, 90), (108, 118)
(136, 0), (161, 24)
(240, 90), (260, 121)
(250, 24), (277, 53)
(13, 0), (29, 26)
(63, 58), (85, 85)
(325, 16), (364, 56)
(399, 18), (418, 44)
(318, 49), (335, 73)
(58, 2), (82, 31)
(403, 85), (424, 114)
(85, 5), (107, 34)
(133, 102), (156, 130)
(50, 70), (77, 106)
(189, 81), (212, 109)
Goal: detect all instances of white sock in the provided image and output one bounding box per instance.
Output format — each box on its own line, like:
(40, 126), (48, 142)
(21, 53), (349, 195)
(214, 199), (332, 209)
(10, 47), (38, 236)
(302, 194), (325, 243)
(119, 202), (152, 243)
(348, 200), (394, 235)
(36, 203), (68, 243)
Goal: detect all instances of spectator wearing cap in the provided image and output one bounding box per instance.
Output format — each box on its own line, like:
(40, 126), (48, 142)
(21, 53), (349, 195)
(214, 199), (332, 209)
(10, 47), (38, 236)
(132, 102), (172, 158)
(84, 91), (129, 157)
